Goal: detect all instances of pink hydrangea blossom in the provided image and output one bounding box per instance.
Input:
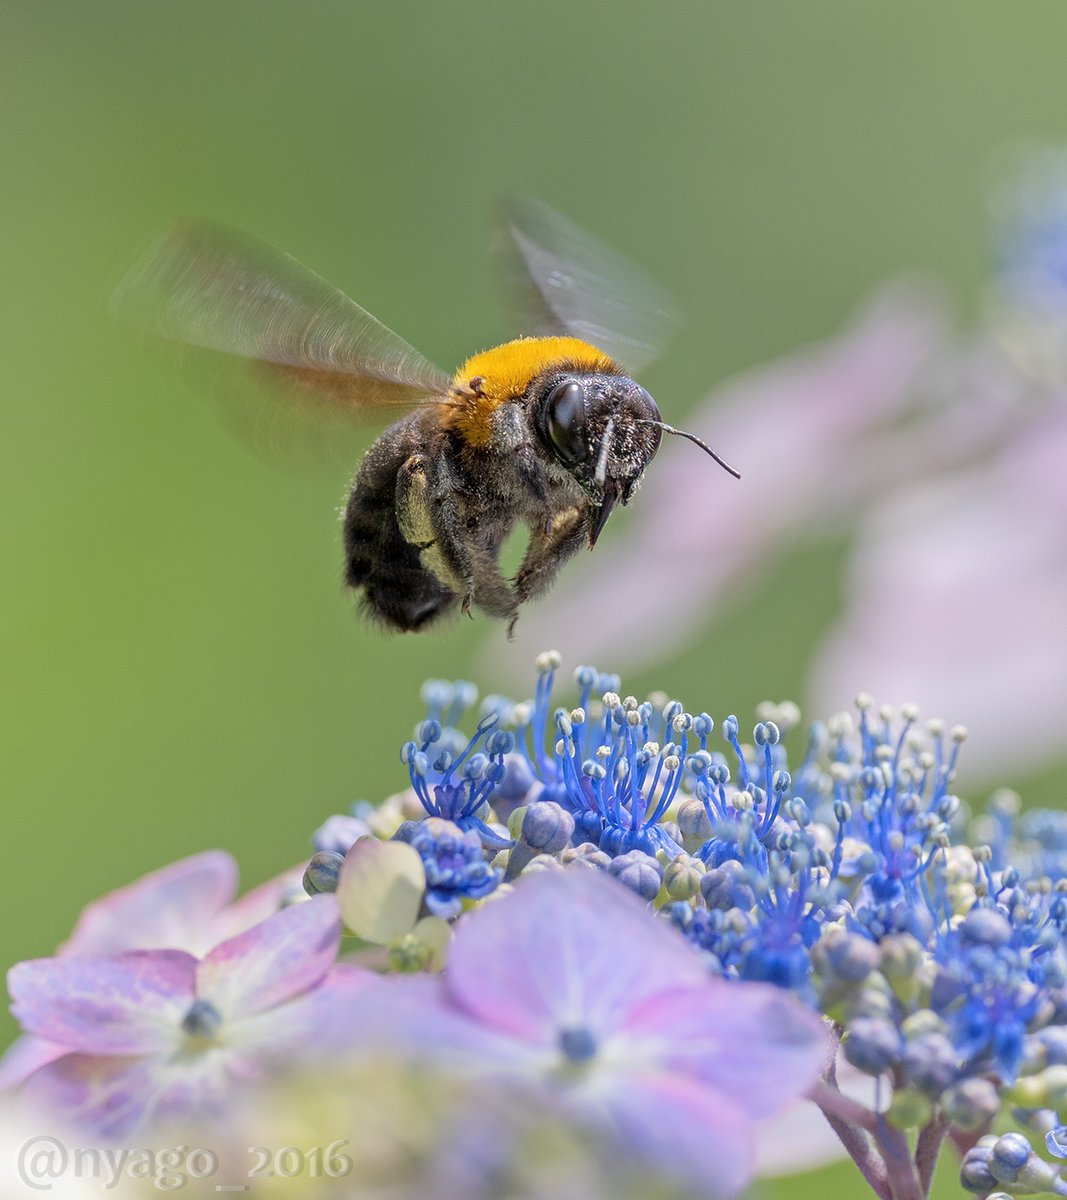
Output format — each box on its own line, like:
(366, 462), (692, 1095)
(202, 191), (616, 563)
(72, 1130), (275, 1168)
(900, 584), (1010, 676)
(808, 406), (1067, 778)
(0, 850), (304, 1089)
(59, 850), (305, 958)
(8, 895), (370, 1137)
(342, 868), (827, 1198)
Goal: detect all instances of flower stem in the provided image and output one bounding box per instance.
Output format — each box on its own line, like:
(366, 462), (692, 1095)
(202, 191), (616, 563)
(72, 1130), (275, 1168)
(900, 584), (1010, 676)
(812, 1090), (892, 1200)
(873, 1120), (924, 1200)
(915, 1111), (949, 1196)
(810, 1079), (879, 1133)
(811, 1052), (891, 1200)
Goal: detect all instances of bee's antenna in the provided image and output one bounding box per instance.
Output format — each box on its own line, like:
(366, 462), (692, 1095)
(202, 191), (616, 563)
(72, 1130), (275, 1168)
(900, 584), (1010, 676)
(638, 419), (741, 479)
(595, 417), (615, 484)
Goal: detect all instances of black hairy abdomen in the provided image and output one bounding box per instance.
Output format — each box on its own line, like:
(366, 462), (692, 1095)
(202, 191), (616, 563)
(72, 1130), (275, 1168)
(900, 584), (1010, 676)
(342, 415), (457, 632)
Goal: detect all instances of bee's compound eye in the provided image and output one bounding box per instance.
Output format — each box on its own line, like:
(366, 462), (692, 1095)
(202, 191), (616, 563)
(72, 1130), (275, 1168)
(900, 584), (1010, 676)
(542, 381), (587, 466)
(635, 385), (661, 423)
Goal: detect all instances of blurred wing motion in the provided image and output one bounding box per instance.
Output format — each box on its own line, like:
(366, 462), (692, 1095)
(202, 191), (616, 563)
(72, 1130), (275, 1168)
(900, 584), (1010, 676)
(496, 195), (681, 374)
(112, 219), (453, 412)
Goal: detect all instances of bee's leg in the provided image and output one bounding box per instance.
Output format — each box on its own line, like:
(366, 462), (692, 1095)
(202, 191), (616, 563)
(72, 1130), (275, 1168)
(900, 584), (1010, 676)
(396, 454), (518, 624)
(442, 514), (519, 623)
(512, 505), (586, 614)
(512, 446), (551, 505)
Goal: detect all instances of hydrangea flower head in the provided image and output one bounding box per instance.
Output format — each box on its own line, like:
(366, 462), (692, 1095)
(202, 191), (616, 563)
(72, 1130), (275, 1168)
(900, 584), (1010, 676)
(374, 659), (1067, 1197)
(13, 653), (1067, 1200)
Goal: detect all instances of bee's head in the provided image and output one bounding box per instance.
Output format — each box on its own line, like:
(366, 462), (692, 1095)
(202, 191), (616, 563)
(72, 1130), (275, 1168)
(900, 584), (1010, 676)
(533, 373), (662, 546)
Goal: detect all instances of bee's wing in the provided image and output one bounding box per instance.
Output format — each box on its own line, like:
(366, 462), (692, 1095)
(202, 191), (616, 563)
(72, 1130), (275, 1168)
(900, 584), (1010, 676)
(495, 196), (681, 374)
(113, 219), (453, 409)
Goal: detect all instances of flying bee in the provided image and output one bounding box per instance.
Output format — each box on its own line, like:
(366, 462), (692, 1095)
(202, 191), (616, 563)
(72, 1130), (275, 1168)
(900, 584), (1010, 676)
(115, 198), (738, 633)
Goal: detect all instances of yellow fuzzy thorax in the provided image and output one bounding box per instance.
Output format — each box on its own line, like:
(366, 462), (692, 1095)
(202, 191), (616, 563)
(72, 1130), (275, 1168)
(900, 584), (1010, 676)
(448, 336), (619, 449)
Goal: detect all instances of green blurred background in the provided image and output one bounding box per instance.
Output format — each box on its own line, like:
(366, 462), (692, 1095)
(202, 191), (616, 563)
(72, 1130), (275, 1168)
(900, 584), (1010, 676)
(4, 3), (1067, 1194)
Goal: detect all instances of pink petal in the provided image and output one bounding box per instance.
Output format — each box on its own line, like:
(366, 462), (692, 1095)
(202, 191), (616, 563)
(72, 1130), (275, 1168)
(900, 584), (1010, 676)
(588, 1070), (757, 1199)
(621, 981), (828, 1121)
(21, 1051), (231, 1139)
(341, 974), (540, 1070)
(446, 869), (707, 1043)
(228, 963), (381, 1060)
(196, 894), (340, 1019)
(9, 952), (197, 1054)
(211, 863), (307, 944)
(60, 851), (238, 957)
(0, 1035), (67, 1089)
